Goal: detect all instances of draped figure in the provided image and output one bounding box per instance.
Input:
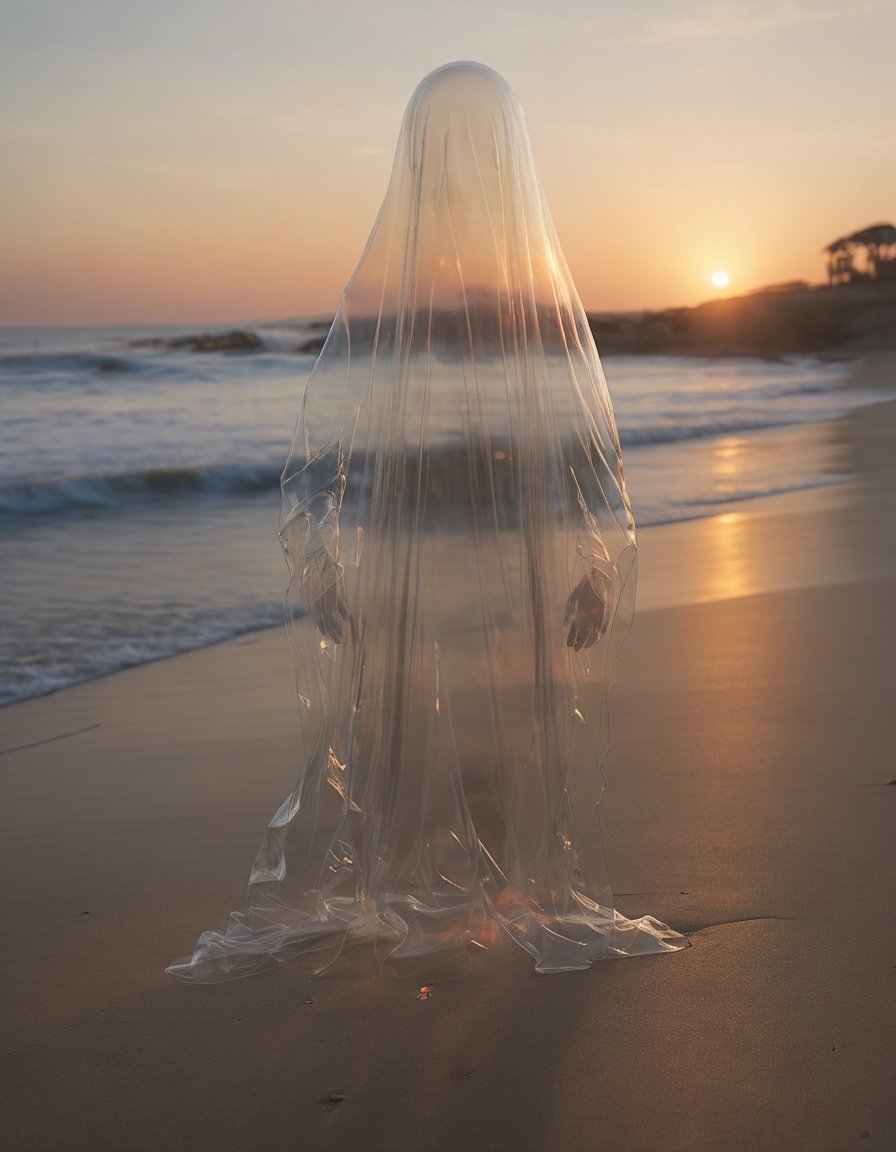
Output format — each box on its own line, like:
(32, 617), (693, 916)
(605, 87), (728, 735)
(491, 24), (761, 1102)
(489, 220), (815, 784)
(169, 62), (684, 982)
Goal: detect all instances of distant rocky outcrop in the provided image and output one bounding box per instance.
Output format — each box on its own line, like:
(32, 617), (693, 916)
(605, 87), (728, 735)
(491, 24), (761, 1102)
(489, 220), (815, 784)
(588, 281), (896, 359)
(128, 279), (895, 364)
(290, 283), (896, 360)
(296, 335), (327, 354)
(129, 329), (263, 353)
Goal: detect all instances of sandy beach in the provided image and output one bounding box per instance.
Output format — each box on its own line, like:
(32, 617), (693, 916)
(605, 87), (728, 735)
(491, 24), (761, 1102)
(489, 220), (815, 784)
(2, 373), (894, 1151)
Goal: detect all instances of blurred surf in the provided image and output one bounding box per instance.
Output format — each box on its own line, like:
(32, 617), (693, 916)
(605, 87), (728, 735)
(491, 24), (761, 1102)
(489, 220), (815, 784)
(0, 322), (887, 705)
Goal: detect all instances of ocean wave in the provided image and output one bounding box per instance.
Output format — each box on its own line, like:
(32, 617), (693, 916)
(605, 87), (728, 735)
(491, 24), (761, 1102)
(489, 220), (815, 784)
(633, 475), (840, 527)
(620, 410), (826, 446)
(0, 461), (282, 518)
(0, 608), (285, 709)
(0, 389), (870, 520)
(0, 337), (319, 388)
(0, 351), (148, 377)
(618, 383), (887, 446)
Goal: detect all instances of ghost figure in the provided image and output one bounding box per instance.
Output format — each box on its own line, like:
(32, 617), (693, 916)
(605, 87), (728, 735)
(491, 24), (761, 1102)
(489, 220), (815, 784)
(169, 62), (685, 982)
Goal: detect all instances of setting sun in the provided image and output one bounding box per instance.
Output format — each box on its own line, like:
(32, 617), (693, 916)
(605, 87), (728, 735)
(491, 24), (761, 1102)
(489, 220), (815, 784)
(711, 270), (731, 290)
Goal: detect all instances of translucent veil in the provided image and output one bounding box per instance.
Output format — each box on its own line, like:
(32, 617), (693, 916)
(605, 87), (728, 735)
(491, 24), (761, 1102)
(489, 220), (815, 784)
(169, 62), (685, 982)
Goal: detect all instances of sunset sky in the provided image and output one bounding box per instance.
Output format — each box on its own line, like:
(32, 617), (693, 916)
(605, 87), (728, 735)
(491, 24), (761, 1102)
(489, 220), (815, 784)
(1, 0), (893, 326)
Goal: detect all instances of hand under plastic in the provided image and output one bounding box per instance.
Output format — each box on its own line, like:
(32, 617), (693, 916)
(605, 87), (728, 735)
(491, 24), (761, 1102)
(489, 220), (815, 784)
(302, 549), (350, 644)
(563, 573), (609, 651)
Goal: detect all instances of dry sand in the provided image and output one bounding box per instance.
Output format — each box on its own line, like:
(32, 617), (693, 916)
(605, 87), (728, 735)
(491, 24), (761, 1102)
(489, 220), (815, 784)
(1, 380), (894, 1152)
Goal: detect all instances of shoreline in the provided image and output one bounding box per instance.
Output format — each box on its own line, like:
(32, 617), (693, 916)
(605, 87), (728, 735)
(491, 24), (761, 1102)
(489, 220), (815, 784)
(0, 474), (861, 716)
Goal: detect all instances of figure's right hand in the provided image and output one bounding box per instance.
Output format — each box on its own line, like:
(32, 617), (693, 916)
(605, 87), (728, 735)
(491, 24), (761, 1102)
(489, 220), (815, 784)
(302, 548), (349, 644)
(562, 571), (609, 652)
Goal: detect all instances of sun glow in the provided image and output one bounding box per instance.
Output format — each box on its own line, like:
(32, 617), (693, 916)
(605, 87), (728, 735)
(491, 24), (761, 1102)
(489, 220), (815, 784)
(711, 270), (730, 290)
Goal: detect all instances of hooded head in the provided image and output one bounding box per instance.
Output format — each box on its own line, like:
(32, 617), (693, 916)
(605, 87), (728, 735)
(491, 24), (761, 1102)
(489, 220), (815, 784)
(345, 61), (574, 326)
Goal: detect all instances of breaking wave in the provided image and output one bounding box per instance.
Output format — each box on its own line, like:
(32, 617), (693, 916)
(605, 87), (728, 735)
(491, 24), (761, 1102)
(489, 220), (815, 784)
(0, 462), (283, 518)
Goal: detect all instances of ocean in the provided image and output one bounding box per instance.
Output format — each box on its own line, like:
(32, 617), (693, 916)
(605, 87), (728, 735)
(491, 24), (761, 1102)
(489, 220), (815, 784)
(0, 321), (884, 707)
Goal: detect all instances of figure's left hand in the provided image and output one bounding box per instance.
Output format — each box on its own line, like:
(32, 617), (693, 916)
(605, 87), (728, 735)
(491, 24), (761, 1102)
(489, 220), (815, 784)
(563, 573), (609, 651)
(303, 549), (350, 644)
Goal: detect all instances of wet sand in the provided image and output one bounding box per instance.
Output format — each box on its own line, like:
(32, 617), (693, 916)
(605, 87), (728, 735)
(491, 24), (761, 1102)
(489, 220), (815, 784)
(1, 386), (894, 1151)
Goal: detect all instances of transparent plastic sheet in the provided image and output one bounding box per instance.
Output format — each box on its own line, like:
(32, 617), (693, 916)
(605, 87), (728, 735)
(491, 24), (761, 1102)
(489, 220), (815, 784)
(168, 62), (686, 983)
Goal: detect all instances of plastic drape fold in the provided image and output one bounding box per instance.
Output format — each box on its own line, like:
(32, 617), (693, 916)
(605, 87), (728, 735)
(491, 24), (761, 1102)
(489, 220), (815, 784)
(169, 62), (685, 982)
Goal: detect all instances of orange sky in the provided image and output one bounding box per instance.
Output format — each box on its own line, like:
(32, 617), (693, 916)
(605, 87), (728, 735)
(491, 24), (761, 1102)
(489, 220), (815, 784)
(1, 1), (893, 326)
